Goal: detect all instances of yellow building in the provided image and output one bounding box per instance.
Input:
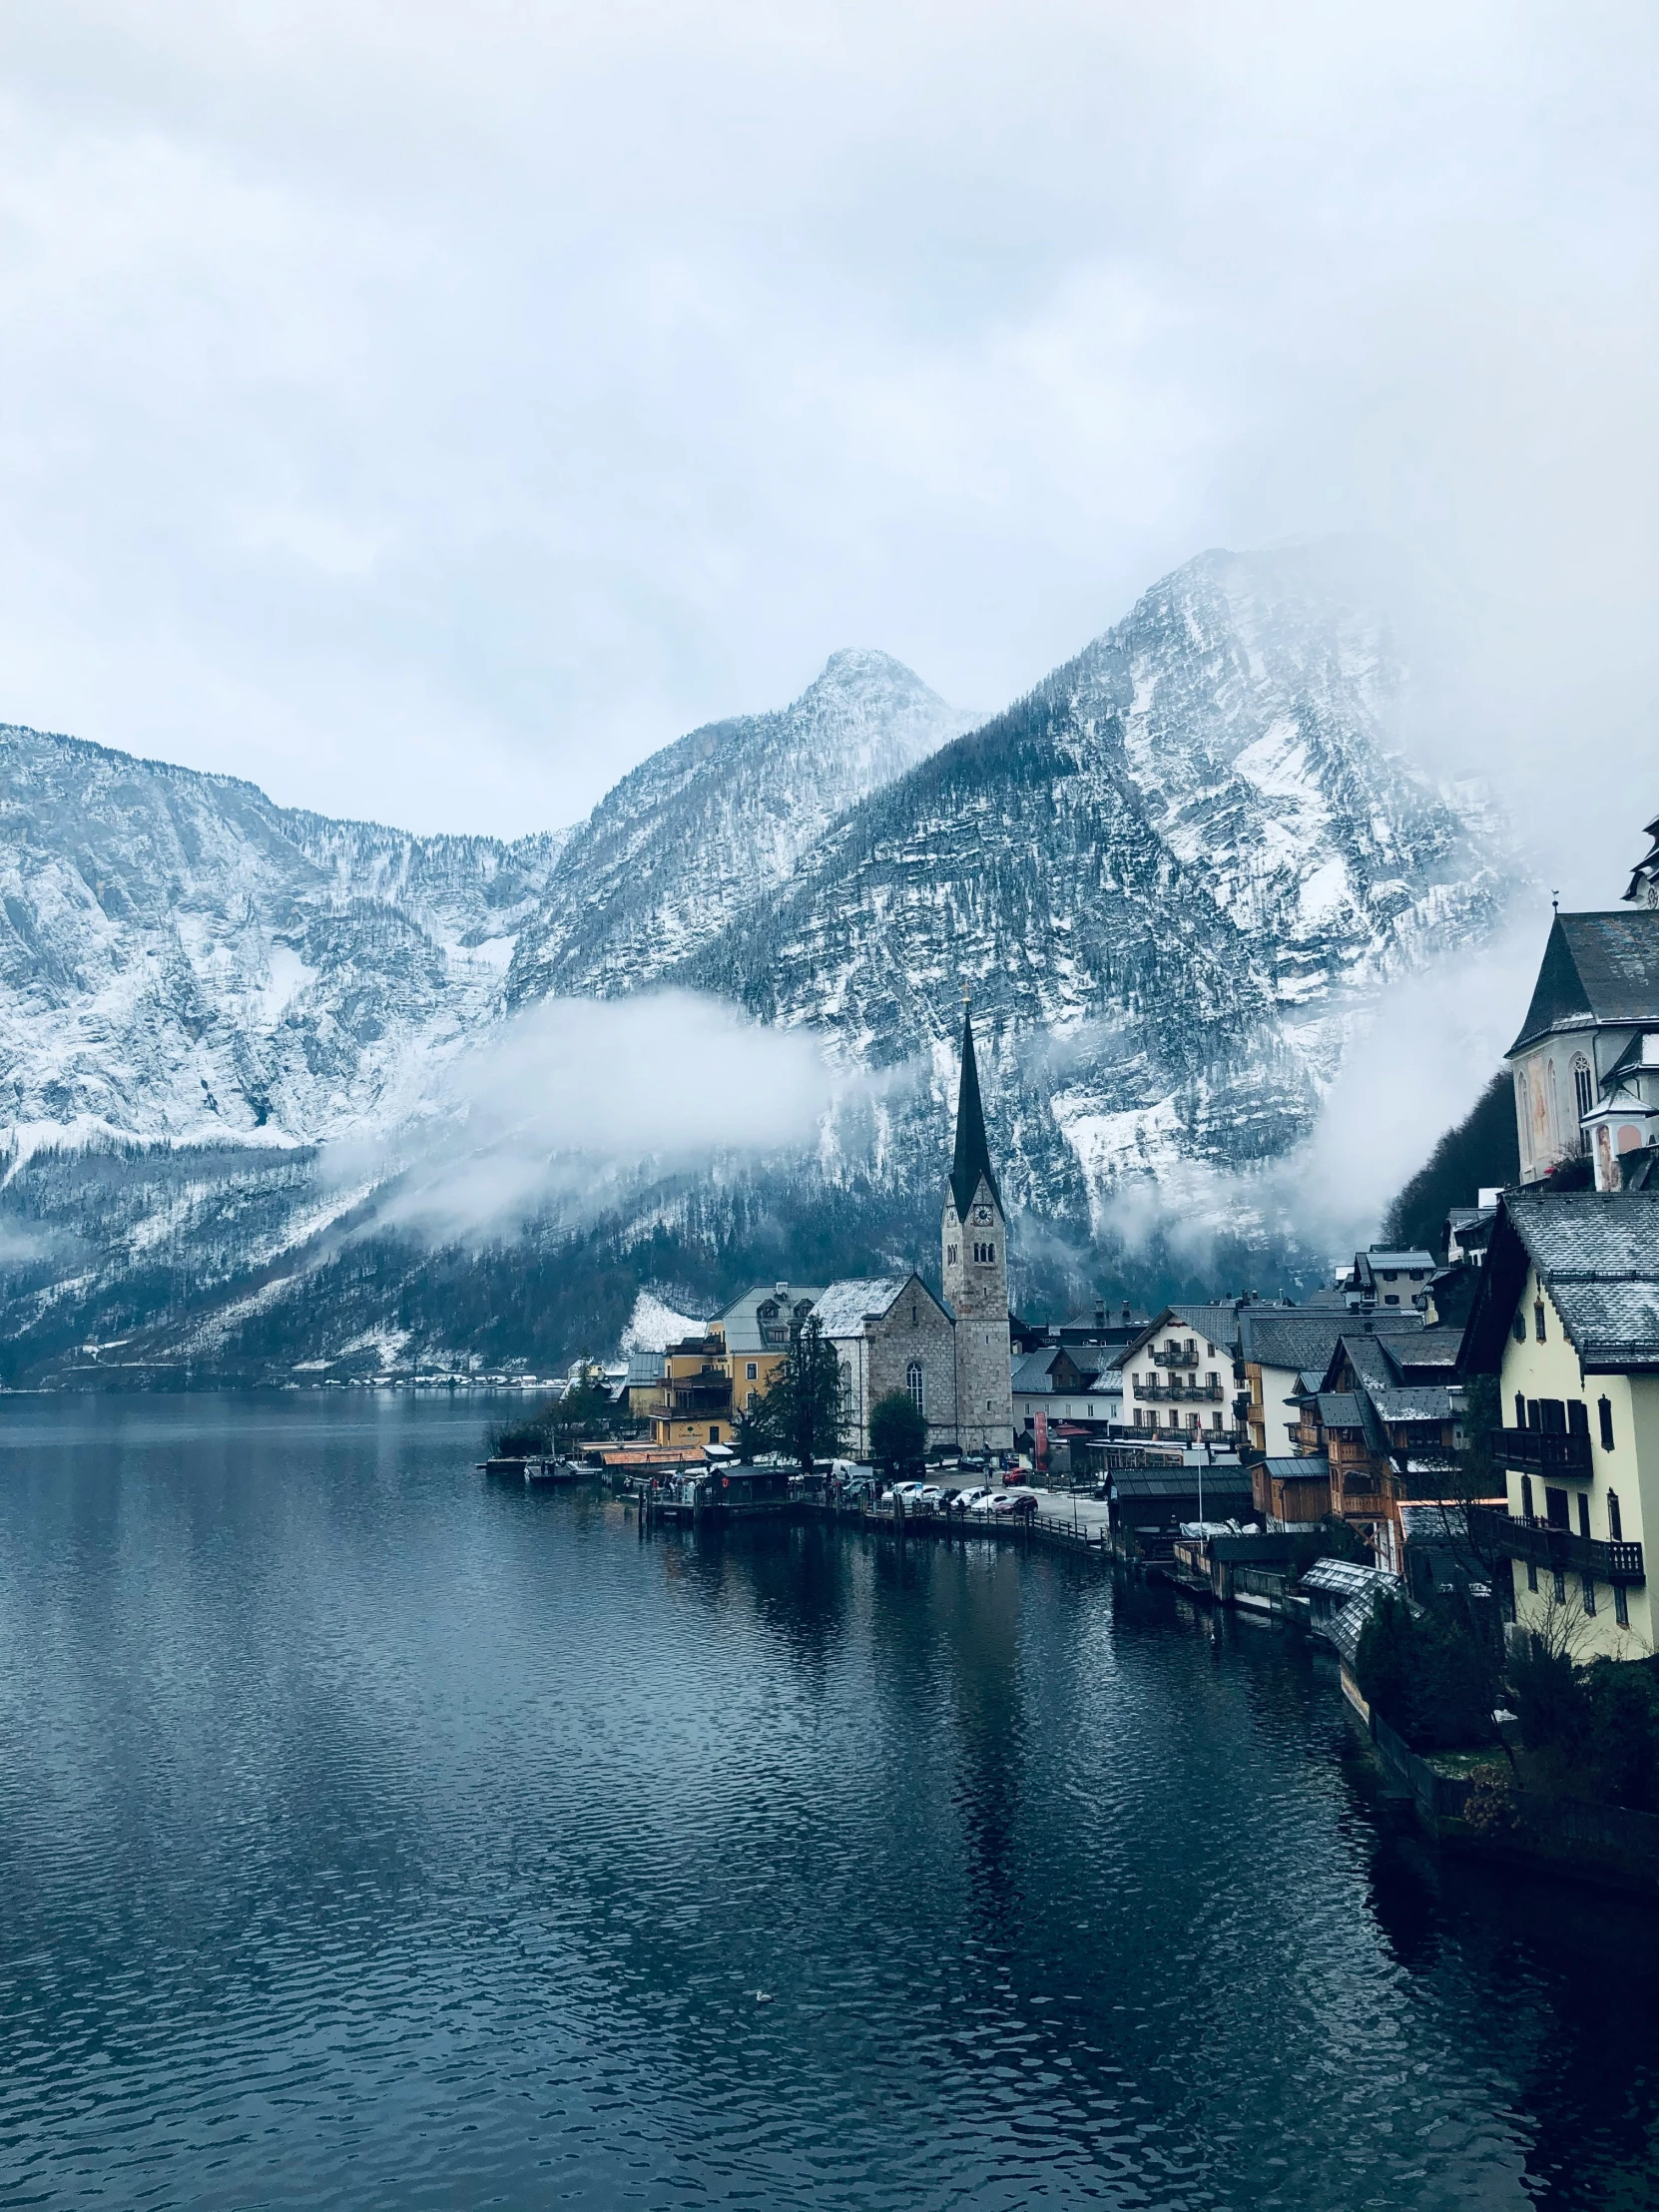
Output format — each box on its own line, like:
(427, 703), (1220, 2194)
(707, 1283), (825, 1423)
(1463, 1191), (1659, 1660)
(634, 1284), (826, 1452)
(636, 1336), (736, 1451)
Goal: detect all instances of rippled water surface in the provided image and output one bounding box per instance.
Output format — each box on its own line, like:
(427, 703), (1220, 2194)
(3, 1392), (1659, 2210)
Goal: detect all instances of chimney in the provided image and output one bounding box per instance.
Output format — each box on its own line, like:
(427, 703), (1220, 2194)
(775, 1282), (789, 1297)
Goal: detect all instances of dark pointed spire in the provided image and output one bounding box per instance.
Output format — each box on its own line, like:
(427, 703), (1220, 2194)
(949, 1003), (1000, 1220)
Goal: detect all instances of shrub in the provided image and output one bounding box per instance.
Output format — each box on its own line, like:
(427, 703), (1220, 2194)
(1509, 1641), (1585, 1757)
(869, 1389), (928, 1473)
(1582, 1661), (1659, 1812)
(1357, 1594), (1498, 1753)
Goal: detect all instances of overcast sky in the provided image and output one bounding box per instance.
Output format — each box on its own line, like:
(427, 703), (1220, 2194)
(1, 2), (1654, 880)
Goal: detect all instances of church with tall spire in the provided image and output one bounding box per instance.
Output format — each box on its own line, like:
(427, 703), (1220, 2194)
(941, 1004), (1015, 1453)
(807, 1001), (1015, 1457)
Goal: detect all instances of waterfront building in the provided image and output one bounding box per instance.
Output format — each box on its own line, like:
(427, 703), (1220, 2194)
(636, 1335), (737, 1450)
(813, 1273), (957, 1457)
(812, 1007), (1015, 1458)
(939, 1007), (1016, 1455)
(1239, 1308), (1426, 1466)
(1461, 1189), (1659, 1661)
(1119, 1306), (1245, 1447)
(707, 1283), (826, 1415)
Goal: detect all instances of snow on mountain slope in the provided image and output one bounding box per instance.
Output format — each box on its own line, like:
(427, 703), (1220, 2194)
(0, 726), (566, 1145)
(680, 546), (1513, 1219)
(506, 649), (975, 1003)
(0, 543), (1518, 1384)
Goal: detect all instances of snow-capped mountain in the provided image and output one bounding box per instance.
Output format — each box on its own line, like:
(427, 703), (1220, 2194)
(0, 543), (1517, 1384)
(680, 545), (1508, 1219)
(0, 725), (567, 1146)
(506, 648), (975, 1003)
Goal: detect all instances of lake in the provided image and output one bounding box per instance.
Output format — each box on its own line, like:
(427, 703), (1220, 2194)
(1, 1391), (1656, 2210)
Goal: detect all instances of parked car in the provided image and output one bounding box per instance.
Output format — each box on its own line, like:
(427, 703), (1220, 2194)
(914, 1484), (949, 1509)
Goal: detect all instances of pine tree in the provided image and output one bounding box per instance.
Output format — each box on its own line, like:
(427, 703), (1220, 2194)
(747, 1314), (846, 1471)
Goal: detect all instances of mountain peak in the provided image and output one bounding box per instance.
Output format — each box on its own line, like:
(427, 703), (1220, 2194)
(803, 648), (942, 706)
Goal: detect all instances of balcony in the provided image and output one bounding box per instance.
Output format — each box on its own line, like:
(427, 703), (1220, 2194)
(1158, 1344), (1200, 1369)
(1134, 1379), (1225, 1403)
(1467, 1502), (1644, 1584)
(1491, 1426), (1593, 1477)
(653, 1385), (734, 1418)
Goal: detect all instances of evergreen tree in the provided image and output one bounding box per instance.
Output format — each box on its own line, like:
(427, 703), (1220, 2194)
(869, 1388), (927, 1475)
(1381, 1072), (1519, 1254)
(746, 1315), (846, 1471)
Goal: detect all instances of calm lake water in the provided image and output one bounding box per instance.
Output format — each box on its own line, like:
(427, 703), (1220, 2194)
(2, 1392), (1658, 2211)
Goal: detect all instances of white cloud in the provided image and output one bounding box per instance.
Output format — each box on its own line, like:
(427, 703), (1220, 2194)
(366, 989), (839, 1240)
(0, 0), (1649, 878)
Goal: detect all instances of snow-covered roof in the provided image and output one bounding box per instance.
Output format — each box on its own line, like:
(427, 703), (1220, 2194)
(709, 1282), (827, 1353)
(811, 1278), (908, 1338)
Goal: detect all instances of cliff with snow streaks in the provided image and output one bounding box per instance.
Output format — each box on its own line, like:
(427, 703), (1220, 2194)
(0, 544), (1516, 1382)
(0, 725), (567, 1146)
(677, 545), (1506, 1217)
(506, 648), (975, 1002)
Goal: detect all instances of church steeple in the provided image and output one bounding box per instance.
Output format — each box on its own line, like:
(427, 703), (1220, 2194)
(941, 999), (1012, 1455)
(1625, 809), (1659, 908)
(949, 1005), (1000, 1220)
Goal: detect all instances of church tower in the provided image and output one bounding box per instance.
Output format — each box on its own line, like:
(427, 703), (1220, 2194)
(942, 1006), (1015, 1455)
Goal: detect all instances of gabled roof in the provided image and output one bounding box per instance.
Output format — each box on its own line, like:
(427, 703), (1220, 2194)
(1461, 1190), (1659, 1373)
(1241, 1309), (1421, 1378)
(811, 1277), (910, 1337)
(1508, 911), (1659, 1055)
(1369, 1385), (1457, 1425)
(1011, 1347), (1114, 1392)
(1317, 1389), (1368, 1429)
(948, 1007), (1001, 1220)
(710, 1283), (828, 1352)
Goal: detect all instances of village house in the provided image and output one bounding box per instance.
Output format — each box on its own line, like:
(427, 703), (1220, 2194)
(1283, 1330), (1465, 1569)
(1119, 1305), (1247, 1447)
(1239, 1308), (1426, 1466)
(1341, 1245), (1437, 1315)
(1461, 1189), (1659, 1661)
(708, 1283), (826, 1416)
(636, 1334), (738, 1451)
(1010, 1343), (1121, 1441)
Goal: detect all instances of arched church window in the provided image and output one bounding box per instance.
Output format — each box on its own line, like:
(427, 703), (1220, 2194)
(906, 1361), (925, 1417)
(1573, 1056), (1594, 1125)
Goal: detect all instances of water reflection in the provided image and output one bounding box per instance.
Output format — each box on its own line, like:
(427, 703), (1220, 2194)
(0, 1393), (1656, 2210)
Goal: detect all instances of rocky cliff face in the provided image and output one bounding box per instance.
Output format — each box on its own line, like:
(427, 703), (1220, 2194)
(0, 726), (566, 1145)
(506, 649), (975, 1002)
(0, 544), (1515, 1382)
(677, 545), (1507, 1222)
